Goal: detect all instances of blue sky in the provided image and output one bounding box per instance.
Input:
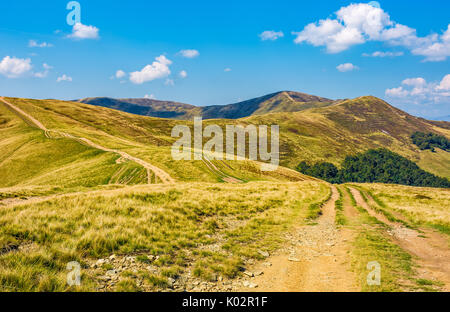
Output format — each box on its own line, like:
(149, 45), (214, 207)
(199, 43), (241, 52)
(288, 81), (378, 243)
(0, 0), (449, 119)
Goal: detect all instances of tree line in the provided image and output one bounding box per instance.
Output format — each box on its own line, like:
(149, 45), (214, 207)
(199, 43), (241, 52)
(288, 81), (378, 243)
(411, 131), (450, 152)
(296, 148), (450, 188)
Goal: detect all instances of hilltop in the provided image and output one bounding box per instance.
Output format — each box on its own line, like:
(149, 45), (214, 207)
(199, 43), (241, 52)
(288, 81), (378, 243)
(1, 93), (449, 190)
(78, 91), (334, 120)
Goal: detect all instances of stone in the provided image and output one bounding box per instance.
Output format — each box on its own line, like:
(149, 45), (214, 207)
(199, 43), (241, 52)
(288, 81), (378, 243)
(106, 269), (118, 276)
(243, 281), (258, 288)
(258, 250), (270, 258)
(167, 278), (176, 288)
(95, 259), (106, 267)
(288, 257), (301, 262)
(254, 271), (264, 276)
(243, 271), (254, 277)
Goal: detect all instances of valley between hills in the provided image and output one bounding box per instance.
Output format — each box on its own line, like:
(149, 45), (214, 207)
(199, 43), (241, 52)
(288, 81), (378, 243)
(0, 91), (448, 292)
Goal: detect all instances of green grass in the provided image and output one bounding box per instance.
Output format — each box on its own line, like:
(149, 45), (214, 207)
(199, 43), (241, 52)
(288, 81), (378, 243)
(347, 187), (446, 291)
(356, 184), (450, 235)
(335, 186), (347, 226)
(305, 184), (332, 221)
(0, 181), (327, 291)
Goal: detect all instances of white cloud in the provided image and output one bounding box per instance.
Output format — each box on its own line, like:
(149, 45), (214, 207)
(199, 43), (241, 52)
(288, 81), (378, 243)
(224, 68), (232, 72)
(385, 86), (409, 98)
(259, 30), (284, 41)
(34, 63), (52, 78)
(179, 70), (187, 78)
(115, 70), (126, 79)
(402, 77), (426, 87)
(362, 51), (404, 57)
(436, 74), (450, 91)
(68, 23), (99, 40)
(337, 63), (359, 72)
(385, 74), (450, 103)
(129, 55), (172, 85)
(165, 78), (174, 86)
(144, 94), (156, 99)
(57, 74), (72, 82)
(0, 56), (32, 78)
(178, 49), (199, 58)
(292, 3), (450, 61)
(29, 40), (53, 48)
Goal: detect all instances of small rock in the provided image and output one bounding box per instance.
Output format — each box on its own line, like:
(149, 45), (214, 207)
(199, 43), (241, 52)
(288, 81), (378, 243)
(263, 262), (272, 267)
(109, 254), (116, 261)
(258, 250), (270, 258)
(243, 281), (258, 288)
(254, 271), (263, 276)
(147, 255), (155, 262)
(106, 269), (118, 276)
(95, 259), (106, 267)
(167, 278), (176, 288)
(288, 257), (301, 262)
(243, 271), (254, 277)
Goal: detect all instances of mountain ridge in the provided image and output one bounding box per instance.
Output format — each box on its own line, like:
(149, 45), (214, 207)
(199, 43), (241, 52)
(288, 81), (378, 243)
(77, 91), (335, 120)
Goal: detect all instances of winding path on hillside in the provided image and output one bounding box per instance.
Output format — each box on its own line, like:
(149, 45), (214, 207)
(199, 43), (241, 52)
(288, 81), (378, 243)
(349, 187), (450, 291)
(0, 97), (174, 184)
(238, 186), (358, 292)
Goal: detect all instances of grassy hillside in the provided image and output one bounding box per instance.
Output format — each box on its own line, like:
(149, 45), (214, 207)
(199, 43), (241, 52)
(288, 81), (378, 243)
(3, 95), (449, 187)
(357, 183), (450, 235)
(245, 96), (450, 178)
(0, 102), (147, 191)
(1, 97), (309, 190)
(0, 181), (328, 291)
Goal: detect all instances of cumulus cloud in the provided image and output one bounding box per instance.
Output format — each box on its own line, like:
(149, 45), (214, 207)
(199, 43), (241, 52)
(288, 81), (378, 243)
(259, 30), (284, 41)
(179, 70), (187, 78)
(57, 74), (72, 82)
(224, 68), (232, 72)
(34, 63), (52, 78)
(115, 70), (126, 79)
(129, 55), (172, 85)
(144, 94), (156, 99)
(68, 23), (99, 40)
(385, 75), (450, 103)
(292, 3), (450, 61)
(402, 77), (427, 87)
(337, 63), (359, 72)
(436, 74), (450, 91)
(29, 40), (53, 48)
(178, 49), (199, 58)
(362, 51), (404, 57)
(0, 56), (32, 78)
(385, 86), (409, 98)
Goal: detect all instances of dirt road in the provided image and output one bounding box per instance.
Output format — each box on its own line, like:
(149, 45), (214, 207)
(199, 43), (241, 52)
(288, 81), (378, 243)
(350, 187), (450, 291)
(238, 186), (358, 292)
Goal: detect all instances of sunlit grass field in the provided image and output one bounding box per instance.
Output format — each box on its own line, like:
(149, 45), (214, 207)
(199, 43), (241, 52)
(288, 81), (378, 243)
(358, 183), (450, 235)
(0, 181), (329, 291)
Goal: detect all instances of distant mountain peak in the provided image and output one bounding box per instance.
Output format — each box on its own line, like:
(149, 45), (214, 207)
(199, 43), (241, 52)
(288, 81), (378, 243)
(78, 90), (335, 120)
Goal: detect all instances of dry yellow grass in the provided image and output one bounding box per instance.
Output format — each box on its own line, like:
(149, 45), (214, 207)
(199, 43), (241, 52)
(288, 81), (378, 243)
(0, 181), (328, 291)
(357, 183), (450, 235)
